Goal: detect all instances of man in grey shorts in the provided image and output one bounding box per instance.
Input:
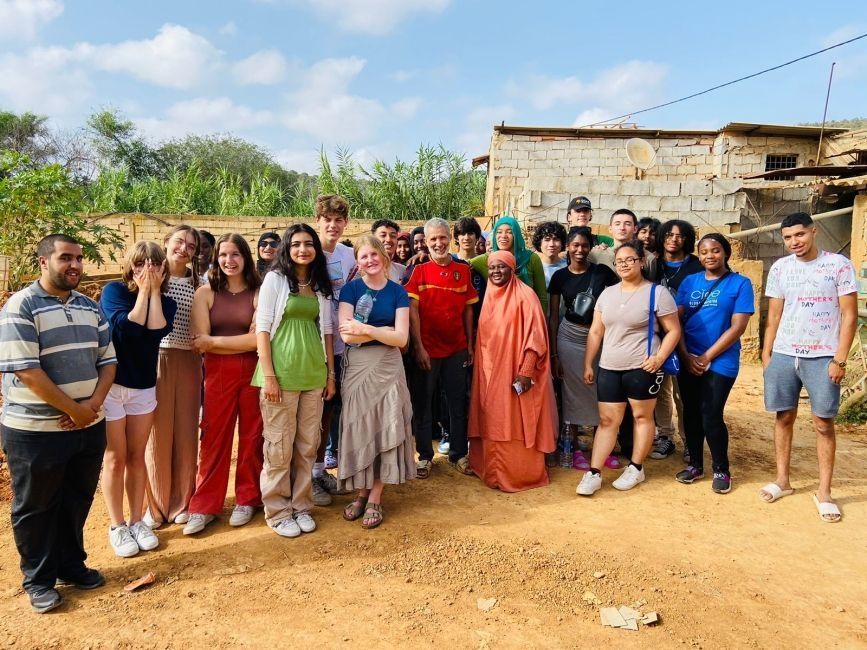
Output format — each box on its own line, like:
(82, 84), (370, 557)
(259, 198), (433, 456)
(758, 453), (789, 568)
(759, 212), (857, 522)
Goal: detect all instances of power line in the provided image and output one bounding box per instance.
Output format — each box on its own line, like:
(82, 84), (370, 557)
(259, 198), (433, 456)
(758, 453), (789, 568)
(580, 32), (867, 128)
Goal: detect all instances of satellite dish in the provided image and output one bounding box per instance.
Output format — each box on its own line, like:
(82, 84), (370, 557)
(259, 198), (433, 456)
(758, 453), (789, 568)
(625, 138), (657, 170)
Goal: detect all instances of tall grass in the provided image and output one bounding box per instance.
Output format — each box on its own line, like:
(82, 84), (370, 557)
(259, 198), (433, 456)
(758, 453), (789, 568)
(84, 145), (485, 220)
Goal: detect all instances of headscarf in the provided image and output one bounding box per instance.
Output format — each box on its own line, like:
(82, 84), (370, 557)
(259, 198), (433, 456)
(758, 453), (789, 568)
(395, 231), (411, 262)
(490, 216), (533, 285)
(470, 250), (556, 451)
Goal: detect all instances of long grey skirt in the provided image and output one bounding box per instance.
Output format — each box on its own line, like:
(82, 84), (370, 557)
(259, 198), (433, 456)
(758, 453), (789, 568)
(337, 344), (416, 491)
(558, 319), (600, 426)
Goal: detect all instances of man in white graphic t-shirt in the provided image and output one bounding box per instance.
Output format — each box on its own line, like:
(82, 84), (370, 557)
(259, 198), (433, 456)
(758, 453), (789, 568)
(760, 212), (857, 522)
(311, 194), (356, 506)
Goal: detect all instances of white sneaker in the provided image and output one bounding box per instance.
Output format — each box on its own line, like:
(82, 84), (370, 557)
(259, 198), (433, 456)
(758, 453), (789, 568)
(612, 465), (646, 491)
(272, 518), (301, 538)
(229, 505), (255, 527)
(294, 512), (316, 533)
(109, 525), (139, 558)
(173, 511), (190, 525)
(142, 510), (162, 529)
(128, 520), (159, 551)
(576, 471), (602, 496)
(182, 513), (215, 535)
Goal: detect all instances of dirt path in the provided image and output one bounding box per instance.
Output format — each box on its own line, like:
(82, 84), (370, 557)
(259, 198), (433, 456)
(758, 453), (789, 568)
(0, 364), (865, 649)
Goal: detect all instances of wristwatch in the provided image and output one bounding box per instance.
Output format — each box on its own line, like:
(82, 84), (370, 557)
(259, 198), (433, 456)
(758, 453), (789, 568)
(831, 359), (847, 369)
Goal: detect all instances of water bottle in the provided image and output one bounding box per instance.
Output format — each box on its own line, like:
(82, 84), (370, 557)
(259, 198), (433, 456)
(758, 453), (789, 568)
(560, 429), (573, 468)
(354, 289), (374, 323)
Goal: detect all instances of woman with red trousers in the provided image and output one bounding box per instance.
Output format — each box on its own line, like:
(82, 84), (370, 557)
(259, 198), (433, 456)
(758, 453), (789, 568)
(184, 233), (263, 535)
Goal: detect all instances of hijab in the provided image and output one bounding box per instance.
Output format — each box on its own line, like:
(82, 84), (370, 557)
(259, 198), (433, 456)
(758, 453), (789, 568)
(490, 216), (533, 285)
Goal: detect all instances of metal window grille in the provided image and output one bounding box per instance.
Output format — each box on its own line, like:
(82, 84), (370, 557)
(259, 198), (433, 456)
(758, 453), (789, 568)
(764, 154), (798, 179)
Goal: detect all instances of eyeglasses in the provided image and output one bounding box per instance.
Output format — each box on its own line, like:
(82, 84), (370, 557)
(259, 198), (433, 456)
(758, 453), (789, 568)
(260, 241), (279, 249)
(664, 233), (684, 241)
(614, 257), (641, 267)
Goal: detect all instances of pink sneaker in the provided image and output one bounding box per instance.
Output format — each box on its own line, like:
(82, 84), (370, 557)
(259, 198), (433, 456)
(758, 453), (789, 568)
(572, 451), (591, 471)
(604, 455), (621, 470)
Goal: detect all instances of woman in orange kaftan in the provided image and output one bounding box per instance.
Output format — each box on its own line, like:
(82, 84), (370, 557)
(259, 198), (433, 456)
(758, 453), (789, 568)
(468, 250), (557, 491)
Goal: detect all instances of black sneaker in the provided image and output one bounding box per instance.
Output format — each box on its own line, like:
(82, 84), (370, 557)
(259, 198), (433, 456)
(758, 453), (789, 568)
(712, 472), (732, 494)
(28, 587), (62, 614)
(675, 466), (704, 484)
(649, 437), (676, 460)
(58, 568), (105, 590)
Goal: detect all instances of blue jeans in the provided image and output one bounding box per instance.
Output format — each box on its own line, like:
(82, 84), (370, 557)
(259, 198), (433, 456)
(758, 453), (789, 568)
(1, 421), (106, 593)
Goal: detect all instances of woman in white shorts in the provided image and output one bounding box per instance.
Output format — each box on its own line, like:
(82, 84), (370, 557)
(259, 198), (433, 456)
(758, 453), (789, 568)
(99, 242), (177, 557)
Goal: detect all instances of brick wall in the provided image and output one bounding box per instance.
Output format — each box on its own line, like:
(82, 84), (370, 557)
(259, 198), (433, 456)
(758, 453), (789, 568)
(83, 213), (426, 275)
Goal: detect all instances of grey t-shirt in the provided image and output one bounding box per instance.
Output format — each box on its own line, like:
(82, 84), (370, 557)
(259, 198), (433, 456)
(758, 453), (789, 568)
(595, 283), (676, 371)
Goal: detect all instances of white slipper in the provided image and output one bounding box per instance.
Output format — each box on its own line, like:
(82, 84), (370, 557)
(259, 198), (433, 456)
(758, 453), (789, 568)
(812, 494), (842, 523)
(759, 482), (794, 503)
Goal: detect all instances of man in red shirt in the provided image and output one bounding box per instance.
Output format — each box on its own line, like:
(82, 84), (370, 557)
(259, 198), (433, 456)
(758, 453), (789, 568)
(405, 218), (478, 478)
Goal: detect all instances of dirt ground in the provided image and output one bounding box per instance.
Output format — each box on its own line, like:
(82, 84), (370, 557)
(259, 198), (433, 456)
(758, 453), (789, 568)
(0, 364), (865, 649)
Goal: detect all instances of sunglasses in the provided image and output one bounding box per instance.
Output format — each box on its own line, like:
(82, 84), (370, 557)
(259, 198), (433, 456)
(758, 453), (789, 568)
(260, 241), (279, 249)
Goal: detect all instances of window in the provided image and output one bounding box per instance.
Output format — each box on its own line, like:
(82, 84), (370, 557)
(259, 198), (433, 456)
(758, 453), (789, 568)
(764, 154), (798, 179)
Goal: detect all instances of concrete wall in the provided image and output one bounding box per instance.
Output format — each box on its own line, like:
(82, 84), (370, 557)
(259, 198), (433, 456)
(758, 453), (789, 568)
(83, 213), (426, 276)
(485, 130), (818, 231)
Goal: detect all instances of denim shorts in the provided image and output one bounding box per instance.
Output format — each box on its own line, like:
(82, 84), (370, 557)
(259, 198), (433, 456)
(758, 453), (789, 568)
(763, 353), (840, 418)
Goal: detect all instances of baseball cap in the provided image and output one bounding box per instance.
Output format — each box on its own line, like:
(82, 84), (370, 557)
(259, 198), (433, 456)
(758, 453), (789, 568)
(567, 196), (592, 212)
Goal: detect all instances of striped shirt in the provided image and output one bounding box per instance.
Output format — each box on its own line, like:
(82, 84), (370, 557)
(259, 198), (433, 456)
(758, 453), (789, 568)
(0, 281), (117, 431)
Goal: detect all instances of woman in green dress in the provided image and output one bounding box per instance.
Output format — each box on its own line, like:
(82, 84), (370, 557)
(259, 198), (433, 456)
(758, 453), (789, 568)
(254, 223), (336, 539)
(471, 215), (548, 313)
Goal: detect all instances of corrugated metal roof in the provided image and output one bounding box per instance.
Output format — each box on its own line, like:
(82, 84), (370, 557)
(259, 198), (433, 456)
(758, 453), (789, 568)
(745, 173), (867, 190)
(744, 165), (867, 180)
(720, 122), (848, 137)
(492, 122), (849, 139)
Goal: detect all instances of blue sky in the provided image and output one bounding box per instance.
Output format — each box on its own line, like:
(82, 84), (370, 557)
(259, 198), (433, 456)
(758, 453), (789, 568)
(1, 0), (865, 172)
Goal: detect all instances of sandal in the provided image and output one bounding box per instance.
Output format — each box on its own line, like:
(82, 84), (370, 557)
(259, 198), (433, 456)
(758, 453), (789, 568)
(342, 496), (368, 521)
(450, 456), (473, 475)
(416, 460), (432, 479)
(361, 503), (383, 529)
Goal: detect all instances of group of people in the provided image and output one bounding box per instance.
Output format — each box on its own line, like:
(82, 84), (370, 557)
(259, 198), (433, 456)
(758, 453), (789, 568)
(0, 192), (857, 614)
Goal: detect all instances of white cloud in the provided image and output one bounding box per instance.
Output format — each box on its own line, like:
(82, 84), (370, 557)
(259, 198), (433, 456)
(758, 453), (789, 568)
(457, 103), (516, 155)
(218, 21), (238, 36)
(233, 49), (289, 85)
(821, 24), (866, 48)
(390, 97), (422, 119)
(0, 0), (63, 41)
(506, 60), (667, 127)
(137, 97), (275, 140)
(390, 69), (417, 83)
(274, 147), (321, 174)
(292, 0), (450, 35)
(78, 24), (223, 89)
(0, 47), (91, 115)
(281, 56), (417, 143)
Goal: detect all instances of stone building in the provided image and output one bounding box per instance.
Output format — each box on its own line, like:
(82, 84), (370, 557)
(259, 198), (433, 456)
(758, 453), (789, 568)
(479, 122), (849, 235)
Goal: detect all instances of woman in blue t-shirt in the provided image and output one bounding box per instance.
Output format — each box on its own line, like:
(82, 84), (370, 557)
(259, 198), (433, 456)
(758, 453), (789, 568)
(675, 233), (755, 494)
(336, 235), (414, 529)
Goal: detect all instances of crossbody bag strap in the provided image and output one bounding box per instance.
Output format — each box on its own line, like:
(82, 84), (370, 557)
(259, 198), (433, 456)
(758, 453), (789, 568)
(682, 271), (731, 323)
(647, 283), (657, 358)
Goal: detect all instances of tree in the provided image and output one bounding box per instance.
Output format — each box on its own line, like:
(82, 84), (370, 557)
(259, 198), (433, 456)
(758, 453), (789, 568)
(0, 151), (124, 289)
(158, 134), (313, 191)
(0, 110), (55, 165)
(87, 109), (165, 180)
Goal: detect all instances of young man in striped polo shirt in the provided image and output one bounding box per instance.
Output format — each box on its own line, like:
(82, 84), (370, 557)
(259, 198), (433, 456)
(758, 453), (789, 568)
(0, 234), (117, 613)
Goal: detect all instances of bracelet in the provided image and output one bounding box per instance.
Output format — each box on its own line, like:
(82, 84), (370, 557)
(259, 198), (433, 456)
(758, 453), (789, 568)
(328, 371), (336, 377)
(263, 374), (277, 378)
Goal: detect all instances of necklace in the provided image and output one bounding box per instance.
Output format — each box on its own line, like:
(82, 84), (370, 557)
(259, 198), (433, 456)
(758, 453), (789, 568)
(619, 284), (643, 308)
(298, 279), (312, 288)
